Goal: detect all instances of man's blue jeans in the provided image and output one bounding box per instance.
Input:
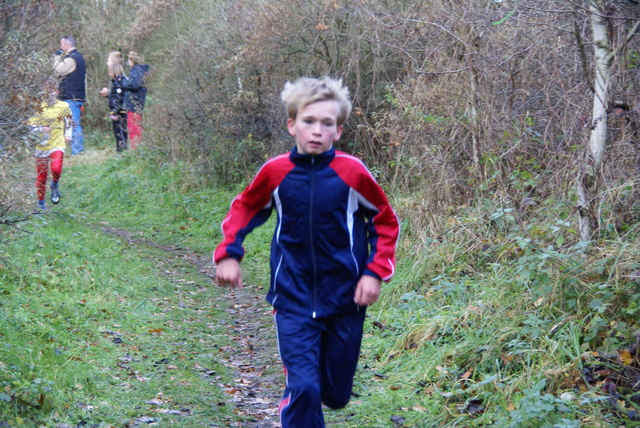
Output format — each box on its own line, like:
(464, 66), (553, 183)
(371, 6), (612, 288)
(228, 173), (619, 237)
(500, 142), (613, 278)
(66, 100), (85, 155)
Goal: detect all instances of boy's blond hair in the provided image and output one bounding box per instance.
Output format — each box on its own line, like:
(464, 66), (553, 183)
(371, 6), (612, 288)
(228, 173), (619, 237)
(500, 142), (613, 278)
(281, 76), (352, 126)
(107, 51), (125, 79)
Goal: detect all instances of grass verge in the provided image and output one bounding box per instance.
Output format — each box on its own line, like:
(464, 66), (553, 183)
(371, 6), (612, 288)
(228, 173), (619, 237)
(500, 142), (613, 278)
(0, 137), (268, 426)
(2, 135), (639, 427)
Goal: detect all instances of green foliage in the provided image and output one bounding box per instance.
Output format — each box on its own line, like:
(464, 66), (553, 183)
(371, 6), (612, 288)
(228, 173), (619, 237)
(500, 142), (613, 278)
(344, 192), (640, 426)
(3, 138), (640, 426)
(0, 200), (240, 426)
(504, 379), (580, 427)
(3, 0), (640, 424)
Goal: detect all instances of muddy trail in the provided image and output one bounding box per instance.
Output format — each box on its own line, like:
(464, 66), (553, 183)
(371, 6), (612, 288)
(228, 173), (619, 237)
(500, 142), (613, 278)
(101, 226), (283, 427)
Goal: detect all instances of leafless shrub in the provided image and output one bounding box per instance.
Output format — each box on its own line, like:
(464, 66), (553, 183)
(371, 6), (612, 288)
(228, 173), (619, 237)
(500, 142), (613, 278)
(0, 1), (59, 212)
(43, 0), (638, 235)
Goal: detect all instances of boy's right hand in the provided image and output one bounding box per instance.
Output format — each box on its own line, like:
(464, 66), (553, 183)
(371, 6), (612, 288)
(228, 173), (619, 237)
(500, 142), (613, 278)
(215, 257), (243, 288)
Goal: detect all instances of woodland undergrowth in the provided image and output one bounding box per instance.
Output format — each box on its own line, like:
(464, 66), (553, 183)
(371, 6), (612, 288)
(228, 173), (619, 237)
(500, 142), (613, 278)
(2, 0), (640, 426)
(2, 134), (639, 427)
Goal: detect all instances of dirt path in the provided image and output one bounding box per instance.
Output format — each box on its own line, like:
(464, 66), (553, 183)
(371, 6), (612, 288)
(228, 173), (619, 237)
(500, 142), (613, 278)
(101, 227), (284, 427)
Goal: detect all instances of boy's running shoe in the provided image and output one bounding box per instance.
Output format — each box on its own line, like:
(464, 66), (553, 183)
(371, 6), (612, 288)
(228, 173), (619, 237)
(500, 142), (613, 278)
(37, 200), (46, 211)
(51, 182), (60, 204)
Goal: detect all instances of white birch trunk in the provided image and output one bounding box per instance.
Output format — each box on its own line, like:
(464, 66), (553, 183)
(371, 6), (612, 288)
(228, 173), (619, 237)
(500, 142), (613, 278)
(468, 67), (480, 167)
(465, 27), (482, 176)
(577, 0), (611, 241)
(588, 0), (610, 169)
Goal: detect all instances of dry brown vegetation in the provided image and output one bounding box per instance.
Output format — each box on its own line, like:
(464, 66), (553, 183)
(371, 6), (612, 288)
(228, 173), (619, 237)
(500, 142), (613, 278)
(1, 0), (639, 242)
(0, 1), (59, 208)
(3, 1), (639, 239)
(140, 0), (640, 241)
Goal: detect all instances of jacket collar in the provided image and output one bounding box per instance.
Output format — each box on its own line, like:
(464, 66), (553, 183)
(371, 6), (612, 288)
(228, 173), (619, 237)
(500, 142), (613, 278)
(290, 146), (336, 165)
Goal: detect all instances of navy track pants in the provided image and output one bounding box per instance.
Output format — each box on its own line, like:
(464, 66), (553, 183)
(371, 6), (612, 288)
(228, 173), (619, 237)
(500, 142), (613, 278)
(274, 309), (366, 428)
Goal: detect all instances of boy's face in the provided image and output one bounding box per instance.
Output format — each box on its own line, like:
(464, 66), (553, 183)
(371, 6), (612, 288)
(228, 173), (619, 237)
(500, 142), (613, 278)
(287, 99), (343, 156)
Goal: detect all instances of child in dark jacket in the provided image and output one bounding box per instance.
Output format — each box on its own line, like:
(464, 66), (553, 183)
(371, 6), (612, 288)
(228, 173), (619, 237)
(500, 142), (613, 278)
(100, 51), (128, 152)
(122, 51), (150, 149)
(214, 76), (400, 428)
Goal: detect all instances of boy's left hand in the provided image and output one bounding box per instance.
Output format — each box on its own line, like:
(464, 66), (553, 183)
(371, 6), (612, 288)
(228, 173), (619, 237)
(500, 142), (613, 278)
(354, 275), (381, 306)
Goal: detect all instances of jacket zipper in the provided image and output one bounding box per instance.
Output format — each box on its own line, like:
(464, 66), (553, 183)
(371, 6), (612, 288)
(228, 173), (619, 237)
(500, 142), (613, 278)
(309, 156), (318, 318)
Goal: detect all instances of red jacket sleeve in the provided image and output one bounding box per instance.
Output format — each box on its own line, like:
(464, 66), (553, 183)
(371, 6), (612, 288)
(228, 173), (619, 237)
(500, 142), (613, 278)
(213, 154), (294, 264)
(332, 153), (400, 282)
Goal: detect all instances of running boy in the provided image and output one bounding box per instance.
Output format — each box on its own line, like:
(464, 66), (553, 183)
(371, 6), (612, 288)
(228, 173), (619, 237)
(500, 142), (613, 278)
(28, 81), (72, 211)
(214, 76), (399, 428)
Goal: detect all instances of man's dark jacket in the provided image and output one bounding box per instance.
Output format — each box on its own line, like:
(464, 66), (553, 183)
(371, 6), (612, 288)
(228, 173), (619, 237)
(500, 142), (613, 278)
(59, 49), (86, 102)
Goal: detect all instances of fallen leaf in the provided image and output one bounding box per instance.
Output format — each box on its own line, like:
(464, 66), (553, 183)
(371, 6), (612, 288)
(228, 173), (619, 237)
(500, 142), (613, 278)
(620, 349), (633, 365)
(148, 398), (164, 406)
(464, 399), (484, 414)
(224, 385), (238, 395)
(390, 415), (405, 426)
(460, 369), (473, 380)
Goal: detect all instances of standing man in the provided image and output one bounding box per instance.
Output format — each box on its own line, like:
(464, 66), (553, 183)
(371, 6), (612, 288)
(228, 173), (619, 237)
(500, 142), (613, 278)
(54, 35), (86, 155)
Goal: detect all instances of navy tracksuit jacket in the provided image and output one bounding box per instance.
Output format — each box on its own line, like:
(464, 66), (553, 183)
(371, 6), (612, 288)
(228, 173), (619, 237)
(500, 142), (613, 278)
(214, 146), (399, 427)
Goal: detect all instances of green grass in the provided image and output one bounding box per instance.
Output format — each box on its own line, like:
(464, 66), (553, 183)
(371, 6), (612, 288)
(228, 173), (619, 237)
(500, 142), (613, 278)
(0, 212), (241, 427)
(0, 138), (260, 426)
(2, 135), (639, 427)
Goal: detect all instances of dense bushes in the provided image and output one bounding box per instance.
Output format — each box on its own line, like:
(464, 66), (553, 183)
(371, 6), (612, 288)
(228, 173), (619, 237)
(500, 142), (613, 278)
(3, 0), (639, 231)
(130, 0), (640, 237)
(2, 0), (640, 424)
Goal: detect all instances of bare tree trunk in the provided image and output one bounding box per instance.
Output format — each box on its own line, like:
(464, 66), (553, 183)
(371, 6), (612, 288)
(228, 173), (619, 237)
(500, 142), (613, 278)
(577, 1), (640, 241)
(577, 0), (611, 241)
(468, 56), (481, 167)
(464, 27), (482, 180)
(588, 0), (610, 170)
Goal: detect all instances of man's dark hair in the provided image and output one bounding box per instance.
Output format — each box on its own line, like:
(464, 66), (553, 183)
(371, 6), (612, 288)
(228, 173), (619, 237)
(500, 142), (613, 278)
(62, 35), (76, 47)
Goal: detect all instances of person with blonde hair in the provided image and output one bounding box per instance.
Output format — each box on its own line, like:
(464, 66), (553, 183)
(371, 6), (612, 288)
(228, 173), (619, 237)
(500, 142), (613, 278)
(100, 51), (128, 152)
(122, 51), (150, 148)
(214, 76), (400, 428)
(28, 81), (72, 210)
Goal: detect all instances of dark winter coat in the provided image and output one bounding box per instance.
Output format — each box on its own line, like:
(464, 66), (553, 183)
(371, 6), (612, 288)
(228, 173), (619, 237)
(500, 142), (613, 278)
(108, 75), (127, 114)
(122, 64), (150, 113)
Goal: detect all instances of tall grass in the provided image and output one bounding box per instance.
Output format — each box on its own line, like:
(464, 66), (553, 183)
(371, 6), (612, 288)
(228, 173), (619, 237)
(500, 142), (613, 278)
(3, 139), (640, 426)
(346, 197), (640, 427)
(0, 174), (244, 426)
